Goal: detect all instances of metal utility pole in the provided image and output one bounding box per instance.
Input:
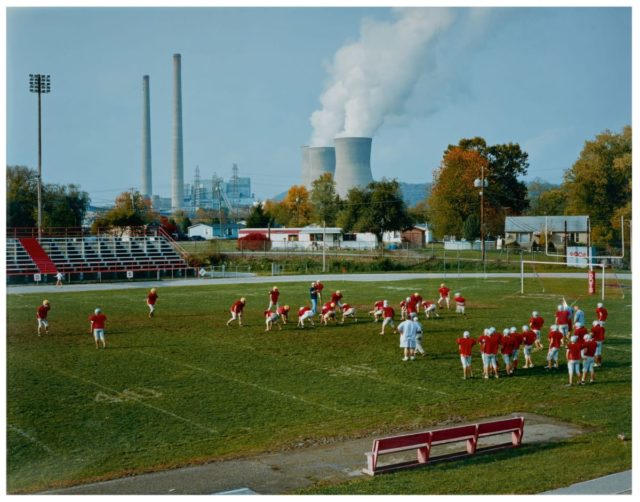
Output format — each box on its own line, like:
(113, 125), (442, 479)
(474, 164), (488, 271)
(29, 74), (51, 239)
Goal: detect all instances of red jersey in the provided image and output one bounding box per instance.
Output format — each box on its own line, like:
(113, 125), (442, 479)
(529, 316), (544, 330)
(374, 300), (384, 310)
(412, 294), (423, 305)
(457, 337), (476, 356)
(596, 307), (608, 321)
(269, 290), (280, 302)
(330, 292), (343, 304)
(89, 313), (107, 329)
(548, 330), (563, 349)
(582, 340), (598, 357)
(454, 296), (465, 306)
(574, 327), (588, 342)
(438, 287), (450, 298)
(522, 331), (536, 346)
(421, 300), (435, 309)
(485, 336), (500, 355)
(315, 282), (324, 293)
(490, 332), (503, 347)
(500, 335), (515, 355)
(147, 292), (158, 305)
(276, 306), (289, 316)
(566, 342), (583, 361)
(37, 305), (50, 319)
(321, 303), (335, 315)
(341, 303), (352, 311)
(231, 300), (245, 313)
(555, 310), (570, 325)
(382, 306), (395, 318)
(298, 306), (311, 316)
(511, 332), (523, 350)
(478, 334), (491, 354)
(264, 309), (276, 318)
(591, 325), (605, 342)
(406, 303), (417, 314)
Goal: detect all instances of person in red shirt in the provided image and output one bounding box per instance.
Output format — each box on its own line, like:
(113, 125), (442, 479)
(405, 299), (418, 320)
(590, 320), (606, 367)
(521, 325), (537, 369)
(147, 288), (158, 318)
(264, 309), (282, 332)
(276, 305), (290, 324)
(581, 334), (598, 384)
(380, 301), (395, 335)
(421, 300), (439, 319)
(454, 293), (466, 315)
(477, 328), (492, 379)
(456, 331), (476, 379)
(314, 280), (324, 303)
(565, 335), (583, 386)
(411, 292), (423, 307)
(369, 300), (385, 322)
(330, 290), (344, 311)
(437, 283), (450, 310)
(573, 322), (588, 343)
(89, 307), (108, 349)
(226, 298), (246, 326)
(340, 303), (357, 324)
(267, 286), (280, 311)
(400, 297), (410, 320)
(321, 302), (336, 325)
(545, 325), (564, 369)
(297, 306), (315, 328)
(529, 311), (545, 350)
(595, 302), (608, 327)
(500, 329), (515, 376)
(555, 304), (571, 341)
(485, 328), (501, 378)
(36, 299), (51, 336)
(509, 327), (523, 371)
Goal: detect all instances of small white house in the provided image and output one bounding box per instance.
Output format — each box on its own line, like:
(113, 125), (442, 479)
(238, 226), (378, 250)
(188, 223), (216, 240)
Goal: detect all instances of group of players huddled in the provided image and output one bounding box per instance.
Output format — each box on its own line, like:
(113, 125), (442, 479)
(35, 280), (609, 382)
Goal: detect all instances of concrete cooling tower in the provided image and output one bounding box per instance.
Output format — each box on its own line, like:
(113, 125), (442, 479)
(301, 146), (311, 186)
(305, 147), (336, 188)
(333, 137), (373, 197)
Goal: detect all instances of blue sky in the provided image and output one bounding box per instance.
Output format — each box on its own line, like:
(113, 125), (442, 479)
(5, 5), (632, 205)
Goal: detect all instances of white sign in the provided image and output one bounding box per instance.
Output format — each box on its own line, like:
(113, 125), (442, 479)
(34, 273), (42, 282)
(126, 270), (134, 279)
(567, 246), (594, 268)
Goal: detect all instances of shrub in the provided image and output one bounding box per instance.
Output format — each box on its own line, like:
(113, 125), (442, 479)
(237, 233), (272, 251)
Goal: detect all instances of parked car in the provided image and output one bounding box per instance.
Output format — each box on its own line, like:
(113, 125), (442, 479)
(190, 235), (205, 241)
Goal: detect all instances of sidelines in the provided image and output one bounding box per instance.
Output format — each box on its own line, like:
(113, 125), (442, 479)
(8, 424), (55, 454)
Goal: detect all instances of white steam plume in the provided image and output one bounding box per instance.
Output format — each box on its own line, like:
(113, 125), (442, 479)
(310, 8), (455, 146)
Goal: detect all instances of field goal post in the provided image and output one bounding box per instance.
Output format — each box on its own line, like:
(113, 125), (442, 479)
(520, 260), (606, 300)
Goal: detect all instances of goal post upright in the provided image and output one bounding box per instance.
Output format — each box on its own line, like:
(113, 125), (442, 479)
(520, 259), (607, 300)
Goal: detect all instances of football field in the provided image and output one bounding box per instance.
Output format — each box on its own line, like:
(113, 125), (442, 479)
(6, 276), (632, 494)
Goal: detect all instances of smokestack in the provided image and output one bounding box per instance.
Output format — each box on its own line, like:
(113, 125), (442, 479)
(333, 137), (373, 197)
(306, 147), (336, 189)
(172, 53), (184, 211)
(141, 75), (152, 200)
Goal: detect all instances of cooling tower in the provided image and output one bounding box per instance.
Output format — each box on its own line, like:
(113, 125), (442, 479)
(305, 147), (336, 189)
(141, 75), (152, 200)
(172, 53), (184, 211)
(333, 137), (373, 197)
(301, 146), (310, 186)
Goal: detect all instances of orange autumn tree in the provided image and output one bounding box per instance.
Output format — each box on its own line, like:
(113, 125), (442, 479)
(427, 147), (488, 240)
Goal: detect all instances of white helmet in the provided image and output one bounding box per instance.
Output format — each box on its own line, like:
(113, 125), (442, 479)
(584, 334), (592, 341)
(597, 302), (604, 308)
(557, 304), (563, 311)
(489, 327), (496, 334)
(522, 325), (529, 332)
(454, 292), (461, 297)
(383, 300), (388, 307)
(592, 320), (599, 326)
(570, 335), (578, 343)
(503, 328), (509, 336)
(575, 322), (582, 329)
(94, 308), (101, 314)
(510, 327), (517, 333)
(406, 297), (411, 302)
(532, 311), (539, 317)
(463, 331), (470, 338)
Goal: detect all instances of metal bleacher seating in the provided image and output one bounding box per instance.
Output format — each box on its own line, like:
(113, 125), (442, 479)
(6, 239), (40, 276)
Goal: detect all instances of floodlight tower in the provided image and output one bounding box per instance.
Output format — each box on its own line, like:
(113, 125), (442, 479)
(29, 74), (51, 239)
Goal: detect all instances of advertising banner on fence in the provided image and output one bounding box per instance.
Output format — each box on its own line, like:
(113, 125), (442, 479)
(567, 246), (595, 268)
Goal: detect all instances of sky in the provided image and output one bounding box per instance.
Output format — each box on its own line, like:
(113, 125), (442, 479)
(5, 3), (632, 206)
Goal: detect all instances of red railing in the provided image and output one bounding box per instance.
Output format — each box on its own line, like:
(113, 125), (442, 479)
(6, 226), (164, 239)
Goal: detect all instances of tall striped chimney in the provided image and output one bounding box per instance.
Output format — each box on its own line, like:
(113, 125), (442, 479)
(172, 53), (184, 211)
(141, 75), (152, 200)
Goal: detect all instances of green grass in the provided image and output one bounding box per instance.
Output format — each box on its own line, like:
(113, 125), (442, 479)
(6, 276), (631, 493)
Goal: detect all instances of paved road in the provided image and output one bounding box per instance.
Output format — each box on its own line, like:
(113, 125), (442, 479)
(6, 271), (631, 296)
(542, 470), (631, 495)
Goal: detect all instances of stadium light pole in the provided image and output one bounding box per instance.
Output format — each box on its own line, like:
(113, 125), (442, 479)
(29, 74), (51, 240)
(474, 165), (488, 270)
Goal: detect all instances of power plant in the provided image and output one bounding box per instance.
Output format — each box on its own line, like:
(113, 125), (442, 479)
(141, 75), (152, 200)
(333, 137), (373, 198)
(172, 53), (184, 211)
(301, 146), (336, 189)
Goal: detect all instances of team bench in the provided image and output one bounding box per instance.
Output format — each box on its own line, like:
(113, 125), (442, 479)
(363, 416), (525, 476)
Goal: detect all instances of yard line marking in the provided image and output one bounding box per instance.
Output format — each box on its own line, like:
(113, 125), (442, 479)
(604, 346), (631, 353)
(8, 424), (55, 454)
(22, 356), (217, 435)
(134, 349), (345, 414)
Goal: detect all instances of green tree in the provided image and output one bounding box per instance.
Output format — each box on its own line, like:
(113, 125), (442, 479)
(172, 210), (192, 235)
(245, 202), (273, 228)
(562, 126), (631, 247)
(338, 179), (413, 247)
(92, 190), (157, 234)
(462, 213), (480, 241)
(534, 188), (567, 216)
(6, 166), (39, 227)
(309, 173), (341, 226)
(282, 185), (313, 227)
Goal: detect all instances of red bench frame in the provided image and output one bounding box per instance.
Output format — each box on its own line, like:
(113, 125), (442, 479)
(363, 416), (525, 476)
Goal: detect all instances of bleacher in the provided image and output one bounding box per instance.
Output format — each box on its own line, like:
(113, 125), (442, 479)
(6, 228), (190, 278)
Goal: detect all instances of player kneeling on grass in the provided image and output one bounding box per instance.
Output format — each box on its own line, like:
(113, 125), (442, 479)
(264, 310), (282, 332)
(397, 317), (417, 361)
(321, 302), (337, 325)
(545, 325), (564, 370)
(454, 293), (466, 315)
(369, 300), (384, 322)
(566, 335), (583, 386)
(456, 331), (476, 379)
(380, 301), (395, 335)
(340, 303), (357, 324)
(147, 288), (158, 318)
(522, 326), (536, 368)
(297, 306), (315, 328)
(277, 305), (290, 324)
(422, 300), (439, 319)
(581, 334), (598, 384)
(37, 299), (51, 336)
(227, 298), (246, 327)
(89, 308), (107, 349)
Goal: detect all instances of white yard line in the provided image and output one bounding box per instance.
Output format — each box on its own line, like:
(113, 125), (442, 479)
(134, 349), (345, 414)
(8, 424), (55, 454)
(22, 357), (217, 434)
